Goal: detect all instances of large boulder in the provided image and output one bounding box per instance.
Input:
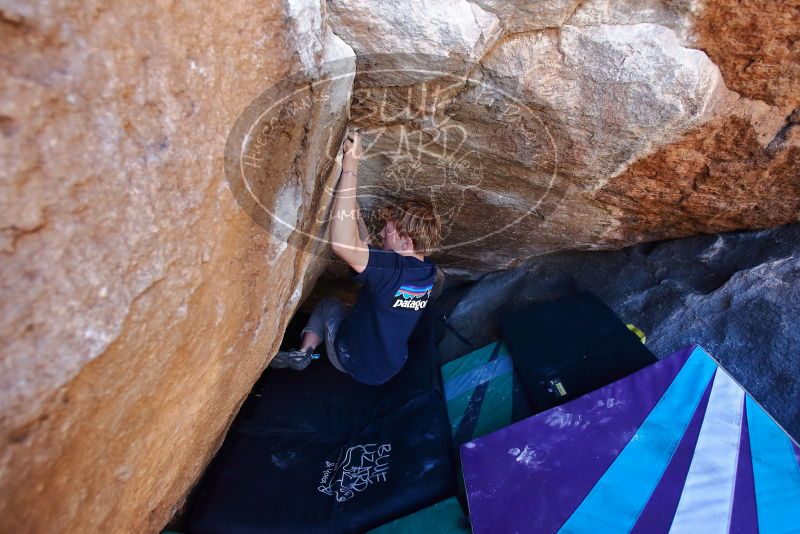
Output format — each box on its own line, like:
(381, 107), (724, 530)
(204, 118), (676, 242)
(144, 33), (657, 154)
(436, 223), (800, 441)
(1, 0), (797, 530)
(0, 1), (353, 532)
(327, 0), (799, 272)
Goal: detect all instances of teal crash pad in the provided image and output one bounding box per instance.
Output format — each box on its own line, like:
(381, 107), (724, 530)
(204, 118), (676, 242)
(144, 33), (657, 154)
(368, 496), (468, 533)
(441, 341), (532, 449)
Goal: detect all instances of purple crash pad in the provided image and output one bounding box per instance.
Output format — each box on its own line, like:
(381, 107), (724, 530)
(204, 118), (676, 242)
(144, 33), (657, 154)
(461, 345), (800, 534)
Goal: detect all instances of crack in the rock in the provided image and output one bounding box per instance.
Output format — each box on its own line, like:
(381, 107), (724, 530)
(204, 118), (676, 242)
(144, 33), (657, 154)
(462, 26), (560, 89)
(0, 8), (25, 28)
(766, 108), (800, 155)
(563, 0), (587, 25)
(1, 222), (46, 254)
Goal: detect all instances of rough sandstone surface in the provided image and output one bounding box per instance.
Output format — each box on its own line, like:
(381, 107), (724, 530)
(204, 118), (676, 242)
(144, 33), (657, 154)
(2, 0), (799, 532)
(694, 0), (800, 108)
(0, 1), (353, 532)
(328, 0), (799, 272)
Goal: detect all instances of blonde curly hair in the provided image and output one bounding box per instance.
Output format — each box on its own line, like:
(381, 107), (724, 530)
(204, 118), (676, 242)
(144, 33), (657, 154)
(376, 199), (442, 255)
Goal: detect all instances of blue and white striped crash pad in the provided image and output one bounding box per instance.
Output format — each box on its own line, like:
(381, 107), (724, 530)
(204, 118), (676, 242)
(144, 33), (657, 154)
(461, 345), (800, 533)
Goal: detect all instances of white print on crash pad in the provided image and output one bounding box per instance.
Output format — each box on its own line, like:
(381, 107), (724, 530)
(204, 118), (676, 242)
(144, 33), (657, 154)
(317, 443), (391, 502)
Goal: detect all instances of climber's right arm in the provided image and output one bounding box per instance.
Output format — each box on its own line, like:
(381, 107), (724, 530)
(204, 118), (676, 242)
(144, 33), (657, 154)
(330, 132), (369, 273)
(355, 202), (372, 246)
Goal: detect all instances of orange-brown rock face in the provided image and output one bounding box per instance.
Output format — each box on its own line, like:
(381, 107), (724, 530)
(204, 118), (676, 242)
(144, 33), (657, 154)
(597, 104), (800, 246)
(0, 1), (353, 532)
(695, 0), (800, 108)
(596, 0), (800, 246)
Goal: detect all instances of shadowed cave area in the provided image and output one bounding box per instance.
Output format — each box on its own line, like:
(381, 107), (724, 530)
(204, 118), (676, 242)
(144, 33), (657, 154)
(168, 223), (800, 532)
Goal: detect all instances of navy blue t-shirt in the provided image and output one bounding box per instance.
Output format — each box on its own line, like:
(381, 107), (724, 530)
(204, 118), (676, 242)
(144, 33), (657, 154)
(335, 246), (436, 385)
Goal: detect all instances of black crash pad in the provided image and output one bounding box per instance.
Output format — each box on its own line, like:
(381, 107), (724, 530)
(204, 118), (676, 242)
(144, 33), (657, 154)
(499, 292), (657, 413)
(188, 308), (456, 533)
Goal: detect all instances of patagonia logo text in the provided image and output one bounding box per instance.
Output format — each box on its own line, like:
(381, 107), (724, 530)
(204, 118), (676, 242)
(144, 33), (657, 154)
(392, 283), (432, 311)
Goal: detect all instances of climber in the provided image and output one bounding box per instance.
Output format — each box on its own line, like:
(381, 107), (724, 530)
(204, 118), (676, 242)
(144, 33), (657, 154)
(270, 130), (443, 385)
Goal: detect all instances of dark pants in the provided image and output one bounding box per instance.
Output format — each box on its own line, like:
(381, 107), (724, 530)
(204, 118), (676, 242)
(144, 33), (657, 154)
(301, 297), (350, 373)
